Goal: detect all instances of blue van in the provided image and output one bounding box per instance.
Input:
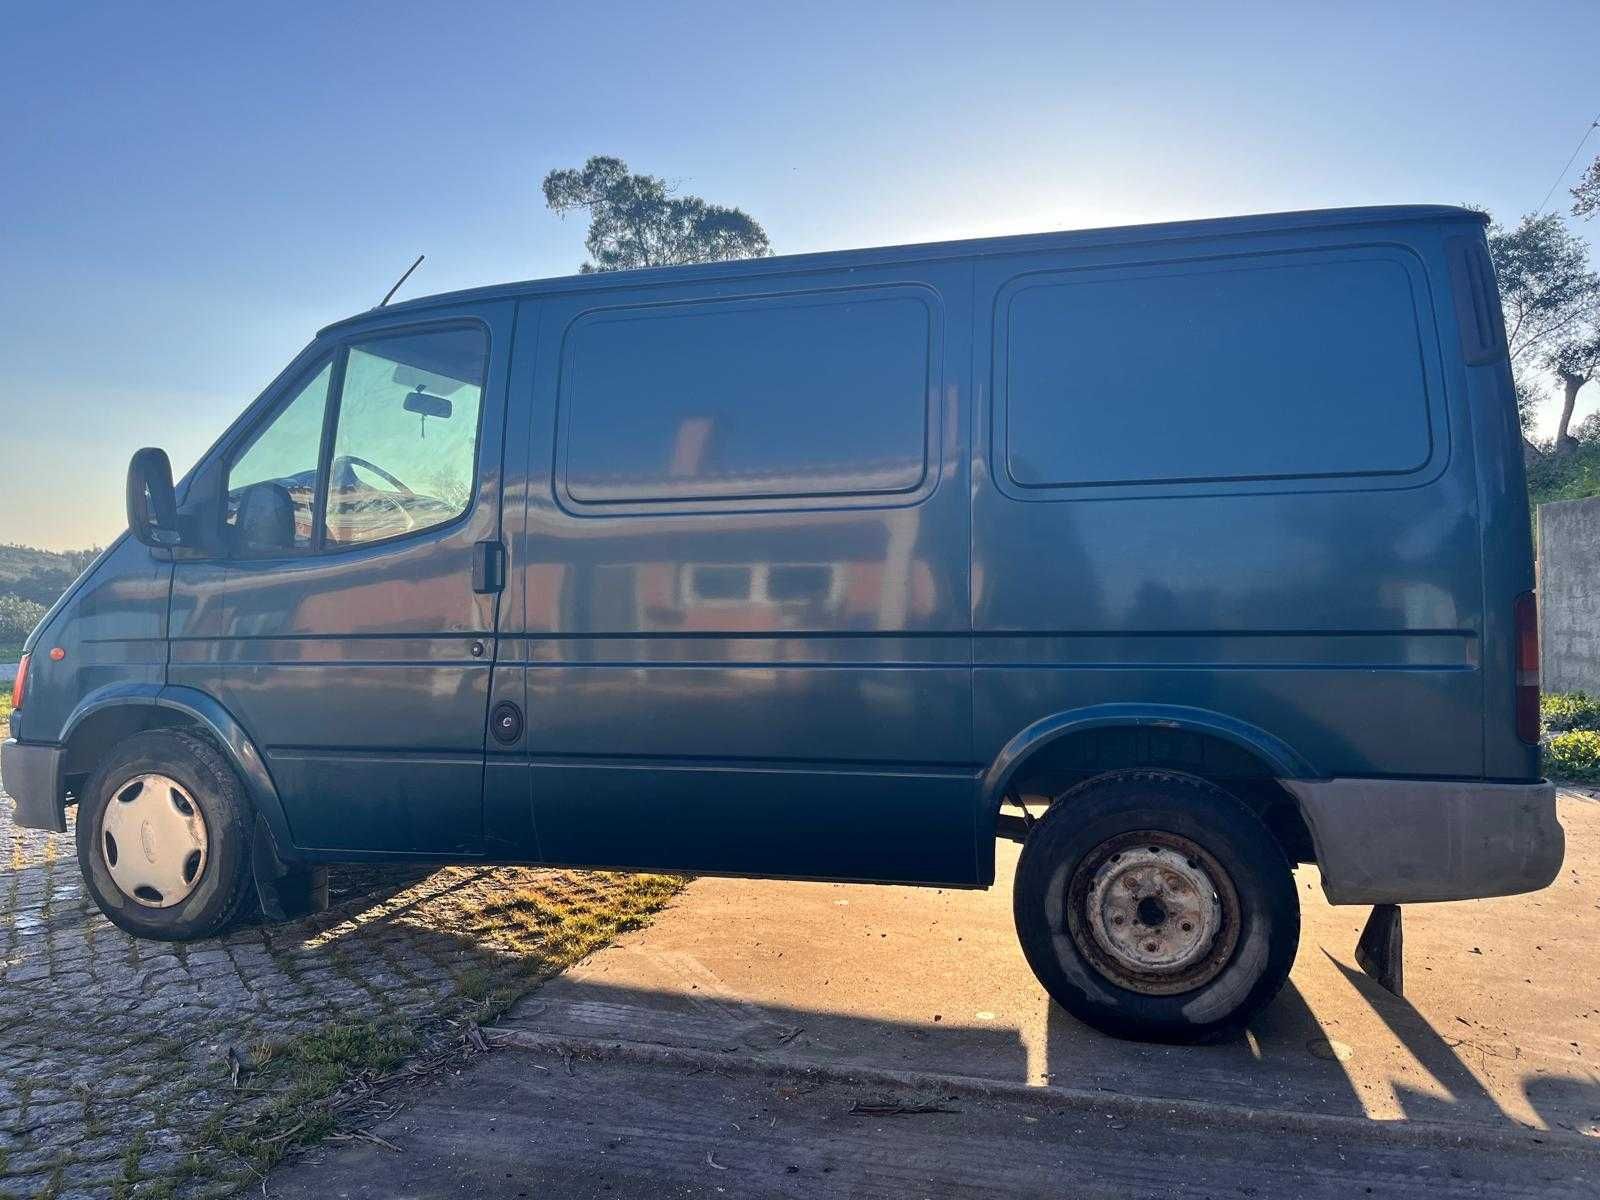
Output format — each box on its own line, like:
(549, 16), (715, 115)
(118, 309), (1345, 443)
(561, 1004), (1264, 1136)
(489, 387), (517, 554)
(2, 205), (1563, 1041)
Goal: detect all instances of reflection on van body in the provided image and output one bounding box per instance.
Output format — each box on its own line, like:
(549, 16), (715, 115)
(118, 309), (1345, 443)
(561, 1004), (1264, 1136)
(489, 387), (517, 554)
(2, 206), (1564, 1041)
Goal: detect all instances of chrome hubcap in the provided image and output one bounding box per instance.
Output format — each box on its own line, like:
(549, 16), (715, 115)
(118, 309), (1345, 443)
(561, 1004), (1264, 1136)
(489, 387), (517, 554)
(1068, 831), (1239, 995)
(100, 774), (208, 908)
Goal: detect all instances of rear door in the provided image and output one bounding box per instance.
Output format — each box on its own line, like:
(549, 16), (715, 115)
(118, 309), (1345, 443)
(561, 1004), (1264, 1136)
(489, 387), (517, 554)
(168, 302), (514, 856)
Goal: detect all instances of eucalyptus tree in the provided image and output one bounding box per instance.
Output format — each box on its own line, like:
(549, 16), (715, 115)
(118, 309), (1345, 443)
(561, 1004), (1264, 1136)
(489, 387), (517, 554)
(1484, 212), (1598, 438)
(542, 156), (770, 274)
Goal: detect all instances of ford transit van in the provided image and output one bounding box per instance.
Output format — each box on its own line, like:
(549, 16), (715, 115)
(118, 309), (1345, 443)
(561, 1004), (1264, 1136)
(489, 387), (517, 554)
(2, 205), (1563, 1041)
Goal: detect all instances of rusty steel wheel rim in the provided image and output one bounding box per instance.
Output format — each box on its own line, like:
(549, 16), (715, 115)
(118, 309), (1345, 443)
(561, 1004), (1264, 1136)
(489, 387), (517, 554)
(100, 773), (209, 909)
(1065, 830), (1240, 996)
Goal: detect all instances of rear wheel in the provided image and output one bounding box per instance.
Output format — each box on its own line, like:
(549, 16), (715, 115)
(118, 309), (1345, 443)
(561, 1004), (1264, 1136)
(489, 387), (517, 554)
(76, 729), (256, 941)
(1013, 769), (1299, 1043)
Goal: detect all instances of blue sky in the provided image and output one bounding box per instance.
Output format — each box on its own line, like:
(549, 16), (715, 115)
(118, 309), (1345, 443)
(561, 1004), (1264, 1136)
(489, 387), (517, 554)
(3, 0), (1597, 549)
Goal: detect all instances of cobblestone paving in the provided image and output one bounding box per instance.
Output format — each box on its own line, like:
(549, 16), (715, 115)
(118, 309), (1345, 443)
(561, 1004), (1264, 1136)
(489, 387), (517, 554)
(0, 787), (678, 1200)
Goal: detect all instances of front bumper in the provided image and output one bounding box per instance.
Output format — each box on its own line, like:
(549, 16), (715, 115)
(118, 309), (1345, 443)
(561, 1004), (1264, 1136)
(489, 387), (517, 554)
(1283, 776), (1564, 904)
(1, 738), (67, 833)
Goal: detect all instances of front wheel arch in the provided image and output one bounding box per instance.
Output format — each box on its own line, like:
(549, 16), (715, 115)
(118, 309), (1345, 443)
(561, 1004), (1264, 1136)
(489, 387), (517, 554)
(60, 685), (295, 860)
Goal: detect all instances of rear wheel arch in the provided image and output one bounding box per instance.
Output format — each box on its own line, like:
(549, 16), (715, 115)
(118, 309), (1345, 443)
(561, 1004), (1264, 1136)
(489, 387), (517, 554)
(979, 706), (1318, 882)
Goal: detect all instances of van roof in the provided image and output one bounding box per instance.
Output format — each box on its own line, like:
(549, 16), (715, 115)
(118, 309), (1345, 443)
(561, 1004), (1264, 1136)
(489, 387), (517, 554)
(321, 204), (1484, 334)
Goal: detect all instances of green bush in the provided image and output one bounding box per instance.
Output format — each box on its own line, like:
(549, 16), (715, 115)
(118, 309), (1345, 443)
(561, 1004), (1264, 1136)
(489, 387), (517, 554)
(0, 592), (46, 642)
(1528, 441), (1600, 509)
(1541, 691), (1600, 734)
(1546, 729), (1600, 783)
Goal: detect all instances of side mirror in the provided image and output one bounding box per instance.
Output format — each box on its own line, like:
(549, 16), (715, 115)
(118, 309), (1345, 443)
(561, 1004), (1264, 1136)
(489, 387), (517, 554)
(126, 447), (181, 547)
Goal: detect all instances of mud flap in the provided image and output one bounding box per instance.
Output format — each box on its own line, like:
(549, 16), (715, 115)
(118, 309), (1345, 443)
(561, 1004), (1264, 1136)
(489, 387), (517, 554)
(1355, 903), (1403, 996)
(252, 813), (330, 923)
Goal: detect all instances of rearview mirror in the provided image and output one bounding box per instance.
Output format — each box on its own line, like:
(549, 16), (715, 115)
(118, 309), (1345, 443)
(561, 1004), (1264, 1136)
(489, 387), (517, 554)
(402, 388), (453, 420)
(126, 447), (181, 547)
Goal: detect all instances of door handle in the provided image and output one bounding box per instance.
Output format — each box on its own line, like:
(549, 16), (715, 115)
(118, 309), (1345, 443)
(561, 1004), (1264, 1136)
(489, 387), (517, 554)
(472, 540), (506, 594)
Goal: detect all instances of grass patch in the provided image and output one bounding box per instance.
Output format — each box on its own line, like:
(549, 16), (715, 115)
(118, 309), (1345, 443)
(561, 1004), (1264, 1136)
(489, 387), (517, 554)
(213, 1019), (419, 1175)
(189, 869), (686, 1183)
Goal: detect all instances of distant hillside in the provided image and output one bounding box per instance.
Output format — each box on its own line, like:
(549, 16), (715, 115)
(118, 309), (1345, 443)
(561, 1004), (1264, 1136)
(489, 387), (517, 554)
(0, 543), (101, 607)
(0, 544), (100, 647)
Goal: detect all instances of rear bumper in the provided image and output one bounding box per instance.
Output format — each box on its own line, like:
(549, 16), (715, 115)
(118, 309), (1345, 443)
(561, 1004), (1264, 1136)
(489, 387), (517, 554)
(1283, 777), (1564, 904)
(1, 738), (67, 833)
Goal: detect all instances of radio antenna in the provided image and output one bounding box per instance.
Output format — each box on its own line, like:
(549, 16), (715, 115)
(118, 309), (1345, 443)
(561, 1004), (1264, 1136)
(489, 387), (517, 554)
(378, 254), (425, 307)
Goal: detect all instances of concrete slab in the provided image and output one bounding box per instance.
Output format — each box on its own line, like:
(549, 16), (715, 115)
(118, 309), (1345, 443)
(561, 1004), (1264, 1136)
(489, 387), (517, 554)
(268, 1044), (1600, 1200)
(500, 793), (1600, 1137)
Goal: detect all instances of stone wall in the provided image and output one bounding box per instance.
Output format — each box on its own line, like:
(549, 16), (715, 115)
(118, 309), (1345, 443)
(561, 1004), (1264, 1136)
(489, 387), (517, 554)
(1538, 496), (1600, 695)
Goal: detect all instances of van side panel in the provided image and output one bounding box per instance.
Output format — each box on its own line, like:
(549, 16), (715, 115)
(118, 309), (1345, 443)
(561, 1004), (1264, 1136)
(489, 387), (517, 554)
(972, 222), (1486, 783)
(513, 263), (980, 884)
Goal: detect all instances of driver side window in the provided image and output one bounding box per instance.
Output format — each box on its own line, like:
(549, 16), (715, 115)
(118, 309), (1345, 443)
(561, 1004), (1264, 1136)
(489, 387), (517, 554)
(223, 326), (486, 556)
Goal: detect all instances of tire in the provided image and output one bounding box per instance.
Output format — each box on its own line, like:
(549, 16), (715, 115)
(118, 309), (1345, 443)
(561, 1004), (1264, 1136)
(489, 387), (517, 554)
(76, 729), (256, 941)
(1012, 769), (1299, 1044)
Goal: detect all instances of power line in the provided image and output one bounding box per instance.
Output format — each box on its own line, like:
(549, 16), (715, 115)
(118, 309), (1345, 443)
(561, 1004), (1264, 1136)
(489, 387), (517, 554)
(1535, 110), (1600, 216)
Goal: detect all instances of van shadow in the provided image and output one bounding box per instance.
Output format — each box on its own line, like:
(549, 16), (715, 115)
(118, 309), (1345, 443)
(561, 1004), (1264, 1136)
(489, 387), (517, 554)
(1324, 952), (1600, 1136)
(1039, 976), (1366, 1115)
(237, 863), (1600, 1144)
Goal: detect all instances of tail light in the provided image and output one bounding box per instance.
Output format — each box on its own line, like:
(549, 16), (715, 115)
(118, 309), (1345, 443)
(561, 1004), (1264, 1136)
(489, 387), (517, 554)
(10, 652), (27, 713)
(1514, 592), (1539, 745)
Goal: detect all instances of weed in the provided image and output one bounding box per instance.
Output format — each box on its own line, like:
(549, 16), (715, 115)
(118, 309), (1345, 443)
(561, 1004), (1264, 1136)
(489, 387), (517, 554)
(109, 1131), (147, 1200)
(1547, 729), (1600, 782)
(1542, 691), (1600, 735)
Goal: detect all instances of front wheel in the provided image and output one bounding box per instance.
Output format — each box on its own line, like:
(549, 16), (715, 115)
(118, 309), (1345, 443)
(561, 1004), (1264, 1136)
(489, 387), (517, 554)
(1013, 770), (1299, 1043)
(76, 729), (257, 941)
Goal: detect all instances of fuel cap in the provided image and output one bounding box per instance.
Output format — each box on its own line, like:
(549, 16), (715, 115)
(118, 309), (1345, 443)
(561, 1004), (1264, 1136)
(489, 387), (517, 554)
(490, 701), (523, 745)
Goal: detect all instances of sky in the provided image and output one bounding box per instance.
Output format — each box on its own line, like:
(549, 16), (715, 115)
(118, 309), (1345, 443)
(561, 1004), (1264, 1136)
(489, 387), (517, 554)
(2, 0), (1597, 550)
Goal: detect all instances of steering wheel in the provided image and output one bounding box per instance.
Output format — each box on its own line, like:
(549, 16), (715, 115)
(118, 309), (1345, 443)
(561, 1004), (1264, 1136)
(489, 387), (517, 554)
(327, 454), (418, 539)
(331, 454), (414, 496)
(360, 489), (417, 534)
